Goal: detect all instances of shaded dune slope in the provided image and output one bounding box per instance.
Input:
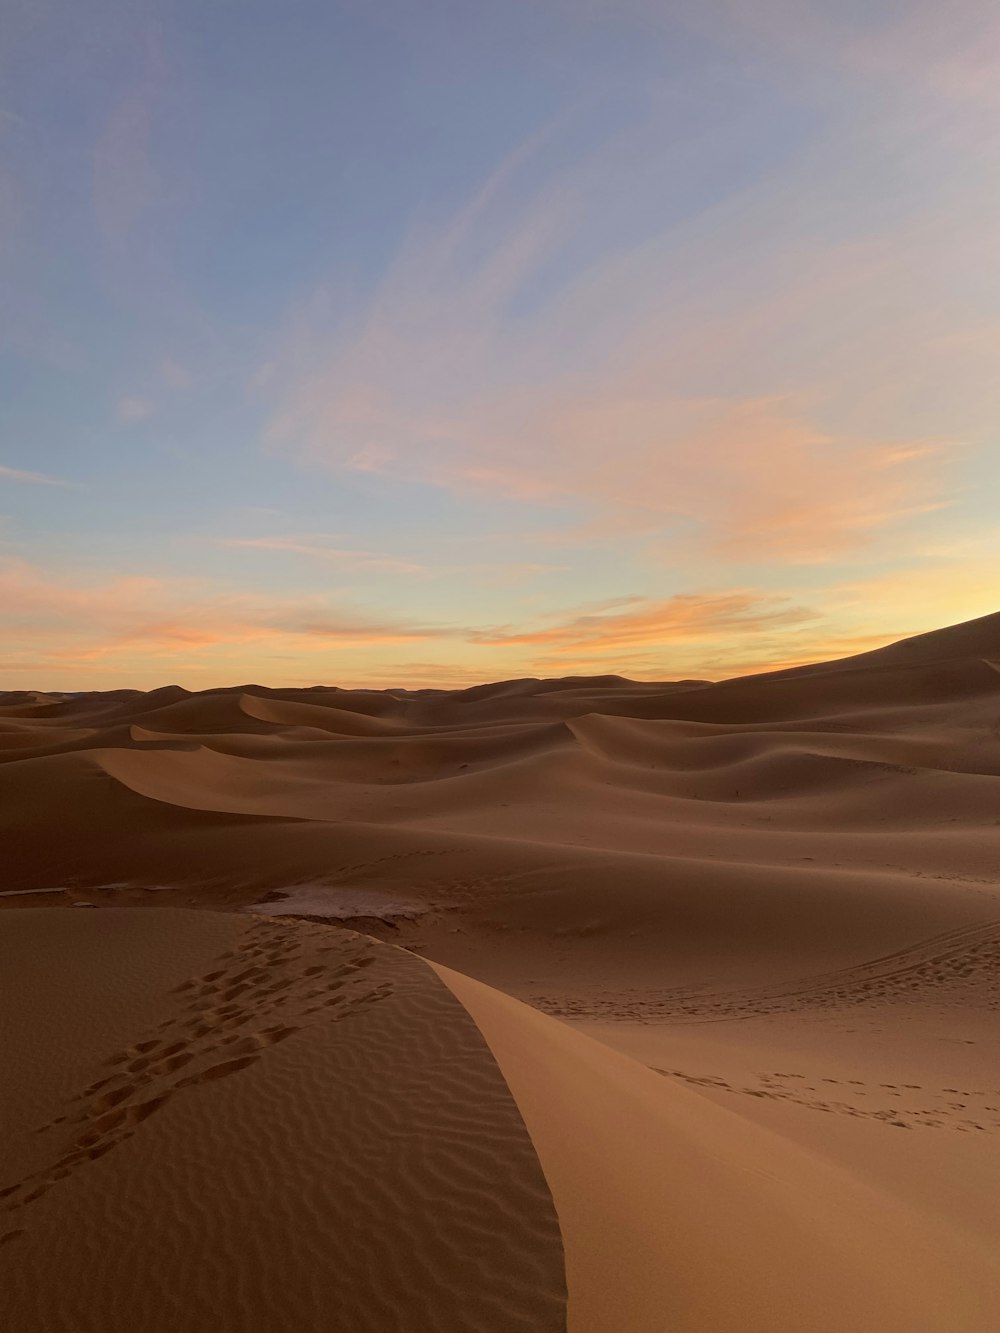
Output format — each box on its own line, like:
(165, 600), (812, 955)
(439, 962), (1000, 1332)
(0, 909), (566, 1333)
(2, 612), (999, 996)
(1, 909), (996, 1332)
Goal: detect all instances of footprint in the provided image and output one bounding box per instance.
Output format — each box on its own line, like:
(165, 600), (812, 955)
(159, 1052), (194, 1073)
(231, 968), (264, 984)
(129, 1094), (170, 1126)
(179, 1056), (259, 1087)
(256, 1026), (297, 1046)
(81, 1077), (113, 1095)
(93, 1086), (135, 1112)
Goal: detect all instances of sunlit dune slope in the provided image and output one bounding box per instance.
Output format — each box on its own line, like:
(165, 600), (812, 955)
(1, 908), (995, 1333)
(2, 612), (999, 993)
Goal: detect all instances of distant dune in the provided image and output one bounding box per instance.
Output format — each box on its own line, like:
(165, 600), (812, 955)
(2, 613), (1000, 1328)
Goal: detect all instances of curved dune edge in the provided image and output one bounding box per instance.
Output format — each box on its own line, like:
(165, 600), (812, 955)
(433, 961), (1000, 1333)
(2, 906), (998, 1332)
(2, 611), (1000, 1332)
(2, 612), (999, 1007)
(0, 909), (567, 1333)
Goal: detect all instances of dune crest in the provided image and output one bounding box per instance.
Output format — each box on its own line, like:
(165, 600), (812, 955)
(2, 909), (997, 1331)
(0, 909), (567, 1333)
(3, 613), (1000, 1326)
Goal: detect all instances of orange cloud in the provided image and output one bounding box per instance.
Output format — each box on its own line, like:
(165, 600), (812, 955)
(470, 590), (815, 655)
(510, 557), (999, 682)
(273, 354), (951, 565)
(4, 546), (996, 692)
(439, 392), (951, 564)
(0, 559), (450, 680)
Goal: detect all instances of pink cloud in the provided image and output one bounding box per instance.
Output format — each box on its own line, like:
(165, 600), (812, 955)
(159, 359), (192, 390)
(275, 363), (951, 564)
(116, 396), (154, 424)
(263, 128), (977, 568)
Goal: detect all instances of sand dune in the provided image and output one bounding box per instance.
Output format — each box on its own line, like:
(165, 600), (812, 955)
(2, 908), (996, 1331)
(2, 612), (1000, 1326)
(439, 962), (1000, 1332)
(0, 909), (567, 1332)
(3, 614), (998, 969)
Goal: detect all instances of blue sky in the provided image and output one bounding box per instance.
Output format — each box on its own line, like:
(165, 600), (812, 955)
(2, 0), (998, 688)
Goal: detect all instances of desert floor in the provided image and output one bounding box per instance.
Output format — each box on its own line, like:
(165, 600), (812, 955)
(2, 612), (999, 1329)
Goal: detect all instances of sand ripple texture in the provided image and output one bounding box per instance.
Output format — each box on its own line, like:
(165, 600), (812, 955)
(0, 909), (566, 1333)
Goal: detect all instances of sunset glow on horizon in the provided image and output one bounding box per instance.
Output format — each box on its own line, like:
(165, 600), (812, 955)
(3, 1), (999, 690)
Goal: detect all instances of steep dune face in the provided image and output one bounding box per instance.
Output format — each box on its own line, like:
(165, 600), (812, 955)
(437, 962), (1000, 1333)
(1, 909), (995, 1333)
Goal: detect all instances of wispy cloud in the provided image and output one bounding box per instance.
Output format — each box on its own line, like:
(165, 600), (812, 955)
(220, 536), (428, 575)
(4, 1), (996, 692)
(838, 2), (1000, 105)
(435, 393), (951, 564)
(649, 0), (1000, 106)
(471, 590), (815, 656)
(219, 535), (569, 582)
(264, 82), (989, 568)
(0, 463), (81, 488)
(3, 547), (996, 690)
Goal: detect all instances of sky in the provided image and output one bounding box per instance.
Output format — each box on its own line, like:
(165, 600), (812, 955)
(2, 0), (998, 690)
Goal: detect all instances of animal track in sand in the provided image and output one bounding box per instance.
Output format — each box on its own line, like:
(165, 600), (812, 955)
(655, 1067), (1000, 1133)
(532, 919), (1000, 1022)
(0, 918), (395, 1231)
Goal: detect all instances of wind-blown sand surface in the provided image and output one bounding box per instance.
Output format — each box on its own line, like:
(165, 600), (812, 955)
(2, 612), (1000, 1328)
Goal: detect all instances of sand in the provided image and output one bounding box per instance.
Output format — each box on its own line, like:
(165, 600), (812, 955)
(2, 611), (999, 1328)
(1, 909), (566, 1332)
